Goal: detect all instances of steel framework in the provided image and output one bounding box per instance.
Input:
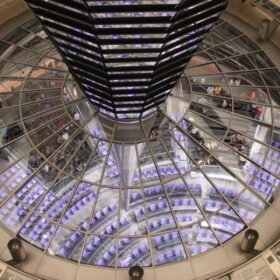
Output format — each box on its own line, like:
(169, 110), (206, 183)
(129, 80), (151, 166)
(25, 0), (229, 119)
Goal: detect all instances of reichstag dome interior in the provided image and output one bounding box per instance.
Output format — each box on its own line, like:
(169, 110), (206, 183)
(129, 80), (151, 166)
(0, 1), (280, 280)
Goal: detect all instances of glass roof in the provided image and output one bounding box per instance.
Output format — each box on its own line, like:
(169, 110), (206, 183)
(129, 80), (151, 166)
(0, 17), (279, 268)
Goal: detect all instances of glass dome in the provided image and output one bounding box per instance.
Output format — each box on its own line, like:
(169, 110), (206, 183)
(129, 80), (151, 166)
(0, 17), (279, 268)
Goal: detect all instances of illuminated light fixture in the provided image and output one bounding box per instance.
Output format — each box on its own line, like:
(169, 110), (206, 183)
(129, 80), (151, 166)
(7, 238), (27, 264)
(129, 266), (144, 280)
(240, 229), (259, 253)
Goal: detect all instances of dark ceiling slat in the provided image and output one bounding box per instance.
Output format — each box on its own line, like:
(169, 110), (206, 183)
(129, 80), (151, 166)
(95, 27), (168, 35)
(106, 65), (155, 72)
(108, 73), (152, 80)
(88, 4), (176, 13)
(105, 56), (158, 63)
(102, 48), (161, 54)
(98, 37), (164, 44)
(90, 16), (171, 24)
(110, 81), (150, 87)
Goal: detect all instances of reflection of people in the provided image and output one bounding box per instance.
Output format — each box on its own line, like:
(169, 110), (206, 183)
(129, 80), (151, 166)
(221, 99), (228, 108)
(2, 124), (22, 143)
(236, 134), (245, 144)
(205, 156), (216, 165)
(235, 79), (241, 86)
(207, 86), (214, 95)
(214, 86), (222, 96)
(239, 155), (246, 168)
(58, 121), (65, 129)
(250, 91), (257, 102)
(251, 105), (263, 120)
(198, 97), (207, 104)
(43, 164), (49, 174)
(48, 61), (53, 68)
(230, 133), (245, 145)
(61, 132), (69, 141)
(191, 128), (204, 145)
(198, 97), (208, 114)
(74, 112), (80, 122)
(205, 141), (218, 152)
(255, 107), (263, 121)
(45, 146), (53, 157)
(28, 153), (38, 168)
(149, 127), (158, 138)
(230, 133), (236, 143)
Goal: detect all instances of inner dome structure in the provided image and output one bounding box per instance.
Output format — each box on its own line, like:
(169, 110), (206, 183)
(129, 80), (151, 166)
(25, 0), (229, 120)
(0, 0), (280, 275)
